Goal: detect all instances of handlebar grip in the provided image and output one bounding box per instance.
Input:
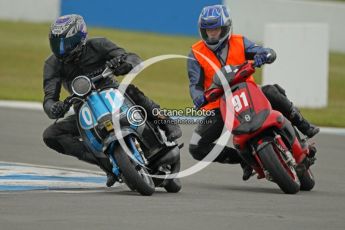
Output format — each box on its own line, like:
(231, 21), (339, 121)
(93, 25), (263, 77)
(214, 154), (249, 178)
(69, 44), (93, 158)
(205, 88), (224, 102)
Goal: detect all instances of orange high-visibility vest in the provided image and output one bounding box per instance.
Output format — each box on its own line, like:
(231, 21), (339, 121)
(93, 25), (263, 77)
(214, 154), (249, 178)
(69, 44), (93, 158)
(192, 34), (254, 110)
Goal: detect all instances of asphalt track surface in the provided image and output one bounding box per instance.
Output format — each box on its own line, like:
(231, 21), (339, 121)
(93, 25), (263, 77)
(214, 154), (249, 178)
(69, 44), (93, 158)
(0, 107), (345, 230)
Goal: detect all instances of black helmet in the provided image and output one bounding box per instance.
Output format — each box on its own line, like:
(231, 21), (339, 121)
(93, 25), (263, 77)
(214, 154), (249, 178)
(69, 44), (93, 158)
(49, 14), (87, 61)
(198, 5), (232, 51)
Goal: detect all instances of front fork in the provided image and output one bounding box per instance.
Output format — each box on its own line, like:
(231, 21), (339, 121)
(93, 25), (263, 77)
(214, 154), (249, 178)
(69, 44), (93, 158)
(107, 136), (147, 177)
(107, 142), (121, 177)
(274, 134), (297, 167)
(248, 134), (298, 180)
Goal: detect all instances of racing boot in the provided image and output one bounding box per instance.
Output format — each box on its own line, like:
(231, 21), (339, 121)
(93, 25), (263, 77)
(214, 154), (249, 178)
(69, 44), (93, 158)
(240, 161), (254, 181)
(289, 107), (320, 138)
(105, 173), (117, 187)
(78, 150), (117, 187)
(85, 156), (117, 187)
(49, 134), (118, 187)
(97, 158), (118, 187)
(213, 147), (253, 180)
(308, 144), (317, 158)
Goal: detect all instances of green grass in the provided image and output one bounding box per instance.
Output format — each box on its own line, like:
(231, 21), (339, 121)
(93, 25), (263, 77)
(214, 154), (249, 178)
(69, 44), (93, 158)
(299, 53), (345, 127)
(0, 20), (196, 108)
(0, 20), (344, 127)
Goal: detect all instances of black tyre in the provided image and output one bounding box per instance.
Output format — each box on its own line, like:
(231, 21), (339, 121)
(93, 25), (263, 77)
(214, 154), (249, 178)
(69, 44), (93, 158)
(299, 169), (315, 191)
(121, 177), (136, 191)
(258, 143), (300, 194)
(114, 144), (155, 196)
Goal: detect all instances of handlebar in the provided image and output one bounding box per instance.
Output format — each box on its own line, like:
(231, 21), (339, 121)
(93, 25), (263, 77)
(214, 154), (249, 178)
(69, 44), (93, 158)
(90, 67), (114, 83)
(204, 61), (257, 104)
(54, 67), (115, 123)
(63, 67), (114, 106)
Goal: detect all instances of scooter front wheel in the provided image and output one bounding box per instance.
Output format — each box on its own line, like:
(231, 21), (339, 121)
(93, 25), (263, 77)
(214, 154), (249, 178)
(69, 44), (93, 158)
(258, 143), (300, 194)
(114, 143), (155, 196)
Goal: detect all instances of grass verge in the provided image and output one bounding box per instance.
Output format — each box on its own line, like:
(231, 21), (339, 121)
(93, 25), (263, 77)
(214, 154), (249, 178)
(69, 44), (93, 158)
(0, 20), (344, 127)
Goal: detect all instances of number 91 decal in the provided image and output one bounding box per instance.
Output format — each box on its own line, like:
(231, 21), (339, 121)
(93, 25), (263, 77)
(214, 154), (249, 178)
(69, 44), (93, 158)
(232, 91), (249, 113)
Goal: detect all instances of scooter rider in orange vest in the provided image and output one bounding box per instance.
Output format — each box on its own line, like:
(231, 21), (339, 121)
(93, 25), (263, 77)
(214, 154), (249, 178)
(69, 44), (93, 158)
(187, 5), (319, 181)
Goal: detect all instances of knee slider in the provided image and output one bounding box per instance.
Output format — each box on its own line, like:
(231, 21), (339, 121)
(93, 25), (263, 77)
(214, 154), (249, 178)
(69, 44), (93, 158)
(262, 84), (278, 97)
(273, 84), (286, 96)
(42, 128), (65, 153)
(189, 144), (207, 161)
(125, 84), (136, 95)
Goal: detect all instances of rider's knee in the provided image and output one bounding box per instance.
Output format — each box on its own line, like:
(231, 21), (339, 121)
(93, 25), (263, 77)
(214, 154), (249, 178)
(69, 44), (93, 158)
(42, 126), (54, 143)
(189, 144), (206, 161)
(125, 84), (141, 98)
(262, 84), (286, 99)
(273, 84), (286, 96)
(261, 84), (276, 98)
(189, 131), (206, 161)
(42, 126), (64, 153)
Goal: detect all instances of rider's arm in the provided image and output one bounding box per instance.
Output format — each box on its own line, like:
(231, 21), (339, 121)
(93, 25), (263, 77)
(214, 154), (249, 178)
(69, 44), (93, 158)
(43, 56), (62, 119)
(99, 38), (142, 73)
(243, 37), (276, 64)
(187, 51), (206, 107)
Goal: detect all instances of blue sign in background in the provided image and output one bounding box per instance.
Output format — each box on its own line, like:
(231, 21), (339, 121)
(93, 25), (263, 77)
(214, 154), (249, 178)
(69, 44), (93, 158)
(61, 0), (221, 36)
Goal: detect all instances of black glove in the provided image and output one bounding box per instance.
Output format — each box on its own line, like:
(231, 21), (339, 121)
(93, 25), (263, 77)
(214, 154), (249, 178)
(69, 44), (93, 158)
(106, 57), (122, 70)
(50, 101), (66, 119)
(254, 52), (269, 67)
(194, 95), (207, 109)
(106, 57), (132, 76)
(112, 62), (132, 76)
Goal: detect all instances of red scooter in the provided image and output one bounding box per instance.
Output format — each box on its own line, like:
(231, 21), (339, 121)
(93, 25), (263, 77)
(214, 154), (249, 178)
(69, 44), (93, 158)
(204, 62), (316, 194)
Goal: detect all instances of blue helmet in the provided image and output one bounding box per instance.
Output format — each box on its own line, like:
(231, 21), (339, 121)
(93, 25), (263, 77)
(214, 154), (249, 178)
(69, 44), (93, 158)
(198, 5), (232, 51)
(49, 14), (87, 61)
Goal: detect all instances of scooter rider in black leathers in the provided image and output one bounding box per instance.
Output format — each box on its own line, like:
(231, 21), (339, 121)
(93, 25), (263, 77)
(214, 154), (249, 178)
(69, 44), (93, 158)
(42, 14), (182, 187)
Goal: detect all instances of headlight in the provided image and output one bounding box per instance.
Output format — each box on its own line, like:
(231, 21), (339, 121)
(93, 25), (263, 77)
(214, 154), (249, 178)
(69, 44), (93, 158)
(71, 76), (92, 96)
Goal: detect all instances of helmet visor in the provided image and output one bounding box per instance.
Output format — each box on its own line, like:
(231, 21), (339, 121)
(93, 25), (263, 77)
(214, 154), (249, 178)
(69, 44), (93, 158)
(200, 16), (222, 29)
(49, 32), (83, 59)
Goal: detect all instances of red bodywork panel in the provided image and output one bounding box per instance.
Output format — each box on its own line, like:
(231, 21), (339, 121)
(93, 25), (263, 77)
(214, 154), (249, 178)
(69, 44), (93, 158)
(232, 110), (284, 150)
(219, 82), (285, 149)
(206, 63), (309, 179)
(220, 82), (272, 130)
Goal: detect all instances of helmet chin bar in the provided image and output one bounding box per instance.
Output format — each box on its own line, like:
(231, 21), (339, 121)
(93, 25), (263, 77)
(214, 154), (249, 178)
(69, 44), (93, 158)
(204, 34), (230, 51)
(200, 25), (231, 51)
(61, 44), (84, 63)
(207, 38), (219, 45)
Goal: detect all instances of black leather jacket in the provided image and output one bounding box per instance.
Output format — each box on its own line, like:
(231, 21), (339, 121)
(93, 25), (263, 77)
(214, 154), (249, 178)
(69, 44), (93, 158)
(43, 37), (141, 119)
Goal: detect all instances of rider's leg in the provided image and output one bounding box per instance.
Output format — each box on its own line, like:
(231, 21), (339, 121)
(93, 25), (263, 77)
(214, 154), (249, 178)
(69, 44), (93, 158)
(189, 109), (253, 180)
(262, 84), (319, 138)
(42, 115), (117, 187)
(125, 84), (182, 141)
